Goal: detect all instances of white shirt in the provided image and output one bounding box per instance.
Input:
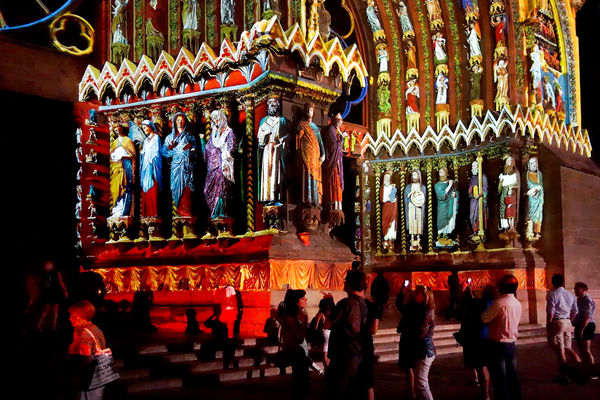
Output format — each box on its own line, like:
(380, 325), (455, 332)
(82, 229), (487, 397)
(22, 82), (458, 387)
(482, 293), (522, 343)
(546, 286), (577, 320)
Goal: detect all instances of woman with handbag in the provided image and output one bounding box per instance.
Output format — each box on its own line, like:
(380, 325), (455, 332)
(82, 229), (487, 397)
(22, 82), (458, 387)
(67, 300), (113, 400)
(397, 285), (436, 400)
(458, 284), (498, 400)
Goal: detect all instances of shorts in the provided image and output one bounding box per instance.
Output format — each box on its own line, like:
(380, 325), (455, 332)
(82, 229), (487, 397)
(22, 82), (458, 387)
(357, 353), (374, 389)
(548, 319), (573, 350)
(575, 322), (596, 341)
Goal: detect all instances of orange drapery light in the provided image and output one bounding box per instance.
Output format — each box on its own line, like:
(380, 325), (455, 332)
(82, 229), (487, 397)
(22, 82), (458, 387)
(269, 260), (351, 290)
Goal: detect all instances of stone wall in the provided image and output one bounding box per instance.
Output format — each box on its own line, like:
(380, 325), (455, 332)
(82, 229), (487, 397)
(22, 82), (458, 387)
(561, 166), (600, 322)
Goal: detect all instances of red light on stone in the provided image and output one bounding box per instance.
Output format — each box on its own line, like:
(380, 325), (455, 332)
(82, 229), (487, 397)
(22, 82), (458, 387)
(297, 233), (310, 246)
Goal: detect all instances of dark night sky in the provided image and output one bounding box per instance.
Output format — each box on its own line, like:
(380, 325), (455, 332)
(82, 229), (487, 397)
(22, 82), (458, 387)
(576, 1), (600, 163)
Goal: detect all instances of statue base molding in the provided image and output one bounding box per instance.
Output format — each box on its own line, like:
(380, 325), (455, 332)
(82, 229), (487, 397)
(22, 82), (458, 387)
(107, 216), (133, 243)
(170, 216), (198, 240)
(262, 204), (284, 230)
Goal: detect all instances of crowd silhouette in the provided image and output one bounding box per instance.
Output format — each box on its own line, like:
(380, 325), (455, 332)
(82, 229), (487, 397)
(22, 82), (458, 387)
(16, 258), (598, 400)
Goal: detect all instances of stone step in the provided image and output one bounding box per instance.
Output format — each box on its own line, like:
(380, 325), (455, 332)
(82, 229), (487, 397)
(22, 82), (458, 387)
(115, 323), (548, 393)
(374, 333), (548, 364)
(127, 377), (184, 394)
(373, 341), (398, 353)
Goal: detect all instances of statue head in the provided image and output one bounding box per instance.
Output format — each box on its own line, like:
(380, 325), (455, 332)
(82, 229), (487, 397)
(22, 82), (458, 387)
(438, 167), (448, 181)
(210, 109), (228, 134)
(528, 157), (538, 172)
(141, 120), (157, 135)
(171, 112), (188, 135)
(411, 170), (421, 184)
(302, 102), (315, 121)
(332, 112), (343, 129)
(267, 97), (281, 117)
(504, 155), (516, 174)
(383, 172), (391, 185)
(471, 160), (479, 175)
(115, 123), (128, 136)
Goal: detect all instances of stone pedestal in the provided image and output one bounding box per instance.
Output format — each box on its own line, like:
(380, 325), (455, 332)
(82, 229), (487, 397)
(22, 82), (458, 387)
(208, 217), (234, 238)
(262, 205), (284, 230)
(170, 216), (197, 240)
(499, 228), (520, 248)
(107, 216), (133, 242)
(137, 217), (164, 242)
(293, 205), (321, 233)
(470, 99), (484, 118)
(220, 25), (238, 42)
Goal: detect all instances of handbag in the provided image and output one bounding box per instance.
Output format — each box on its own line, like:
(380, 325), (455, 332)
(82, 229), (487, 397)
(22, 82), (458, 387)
(84, 328), (120, 390)
(453, 330), (466, 346)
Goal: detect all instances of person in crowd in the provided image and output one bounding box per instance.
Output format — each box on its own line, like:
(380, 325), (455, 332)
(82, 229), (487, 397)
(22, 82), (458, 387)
(203, 304), (236, 368)
(67, 300), (107, 400)
(37, 259), (69, 332)
(324, 269), (368, 400)
(277, 289), (311, 400)
(481, 274), (522, 400)
(546, 273), (581, 384)
(457, 279), (474, 322)
(220, 284), (239, 339)
(573, 281), (597, 378)
(358, 292), (382, 400)
(263, 308), (281, 346)
(459, 284), (498, 400)
(447, 270), (460, 320)
(185, 308), (201, 335)
(370, 272), (390, 318)
(308, 294), (335, 368)
(397, 284), (436, 400)
(131, 286), (157, 332)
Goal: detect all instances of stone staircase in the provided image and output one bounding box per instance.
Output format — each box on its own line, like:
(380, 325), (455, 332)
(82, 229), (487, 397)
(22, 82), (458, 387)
(107, 322), (546, 396)
(372, 322), (547, 363)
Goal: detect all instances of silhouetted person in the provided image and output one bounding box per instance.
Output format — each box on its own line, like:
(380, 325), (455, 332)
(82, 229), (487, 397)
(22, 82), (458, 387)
(308, 295), (335, 368)
(131, 288), (157, 332)
(397, 285), (437, 400)
(185, 308), (201, 335)
(234, 288), (244, 339)
(220, 285), (239, 339)
(358, 296), (382, 400)
(459, 284), (498, 400)
(324, 269), (368, 400)
(203, 305), (235, 368)
(37, 260), (68, 332)
(447, 270), (460, 320)
(115, 299), (132, 331)
(263, 308), (280, 345)
(276, 289), (311, 400)
(370, 272), (390, 318)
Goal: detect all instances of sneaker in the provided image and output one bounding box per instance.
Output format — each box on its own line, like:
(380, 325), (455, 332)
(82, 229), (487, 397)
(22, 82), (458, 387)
(590, 375), (598, 380)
